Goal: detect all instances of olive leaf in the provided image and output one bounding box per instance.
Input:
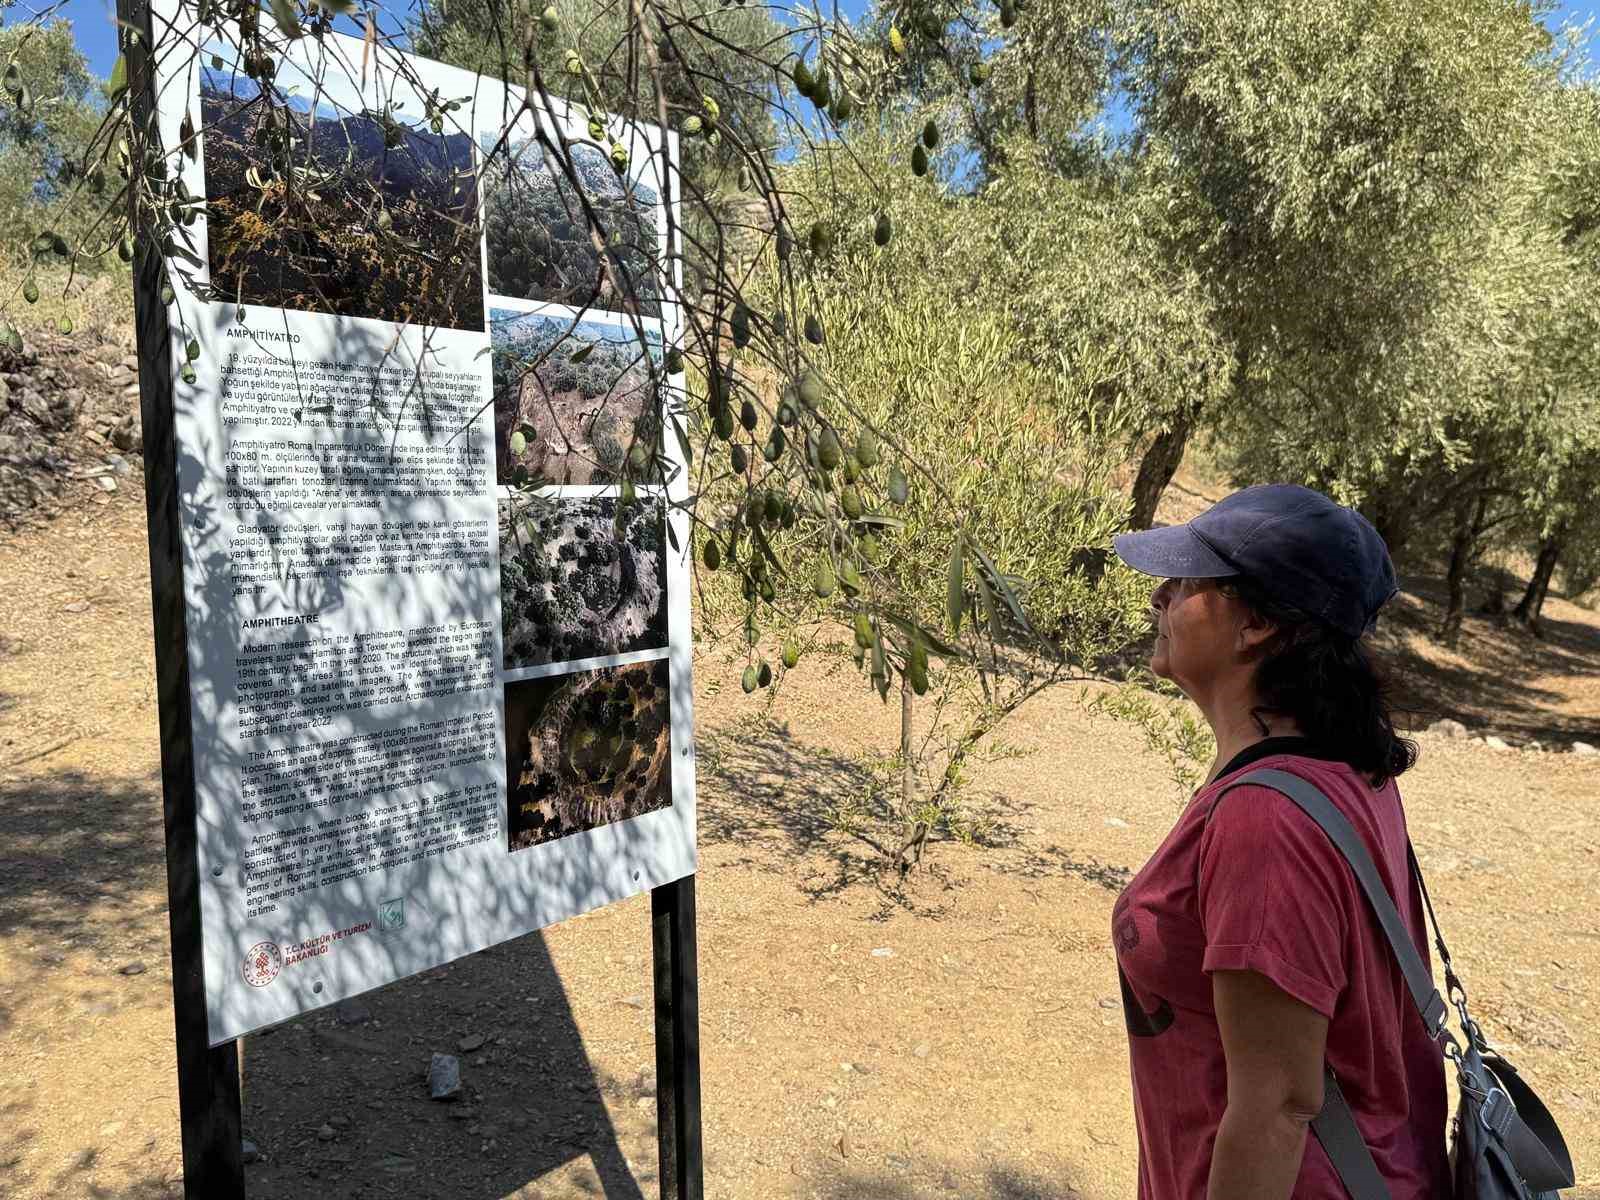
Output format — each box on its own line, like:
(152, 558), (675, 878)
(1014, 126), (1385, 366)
(945, 534), (965, 633)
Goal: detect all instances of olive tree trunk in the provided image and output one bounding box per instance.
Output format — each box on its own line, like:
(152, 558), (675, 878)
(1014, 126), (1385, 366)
(1440, 487), (1489, 646)
(1513, 531), (1565, 634)
(900, 672), (915, 820)
(1128, 409), (1194, 531)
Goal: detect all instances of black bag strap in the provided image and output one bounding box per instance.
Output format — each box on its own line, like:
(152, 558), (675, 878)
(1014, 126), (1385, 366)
(1312, 1064), (1391, 1200)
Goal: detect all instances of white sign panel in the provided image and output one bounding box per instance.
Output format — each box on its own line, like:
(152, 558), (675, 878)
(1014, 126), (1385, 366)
(146, 2), (696, 1044)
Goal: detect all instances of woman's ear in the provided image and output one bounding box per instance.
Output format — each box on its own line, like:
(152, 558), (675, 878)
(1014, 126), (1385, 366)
(1231, 602), (1280, 657)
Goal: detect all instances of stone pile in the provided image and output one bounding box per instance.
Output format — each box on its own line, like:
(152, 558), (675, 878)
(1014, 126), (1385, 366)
(1422, 718), (1596, 757)
(0, 327), (140, 527)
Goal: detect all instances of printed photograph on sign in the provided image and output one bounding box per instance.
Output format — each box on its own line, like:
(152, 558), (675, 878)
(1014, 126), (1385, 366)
(478, 133), (662, 317)
(199, 41), (485, 329)
(491, 309), (662, 486)
(503, 659), (672, 852)
(499, 492), (668, 670)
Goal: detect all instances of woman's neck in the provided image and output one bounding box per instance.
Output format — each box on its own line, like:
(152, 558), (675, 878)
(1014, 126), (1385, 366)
(1201, 711), (1305, 789)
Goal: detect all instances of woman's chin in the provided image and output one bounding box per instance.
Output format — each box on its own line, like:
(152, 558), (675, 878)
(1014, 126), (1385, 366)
(1149, 639), (1170, 679)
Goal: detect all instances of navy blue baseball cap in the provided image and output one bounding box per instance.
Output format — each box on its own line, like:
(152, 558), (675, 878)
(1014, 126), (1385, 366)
(1111, 484), (1398, 638)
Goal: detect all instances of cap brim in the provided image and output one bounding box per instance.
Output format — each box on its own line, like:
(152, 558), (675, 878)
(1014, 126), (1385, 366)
(1112, 524), (1237, 579)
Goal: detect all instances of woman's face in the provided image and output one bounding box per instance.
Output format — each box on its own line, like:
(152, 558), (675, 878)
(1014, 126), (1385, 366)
(1149, 576), (1242, 696)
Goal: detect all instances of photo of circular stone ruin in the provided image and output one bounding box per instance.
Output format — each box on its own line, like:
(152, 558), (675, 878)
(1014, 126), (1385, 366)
(200, 49), (484, 329)
(479, 134), (662, 317)
(491, 309), (662, 486)
(503, 658), (672, 852)
(499, 493), (668, 670)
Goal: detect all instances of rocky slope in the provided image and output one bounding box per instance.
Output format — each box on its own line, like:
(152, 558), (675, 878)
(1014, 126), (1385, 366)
(0, 325), (141, 531)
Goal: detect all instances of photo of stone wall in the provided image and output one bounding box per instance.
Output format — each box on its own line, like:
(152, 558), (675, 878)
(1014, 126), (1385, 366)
(200, 57), (484, 329)
(479, 135), (662, 317)
(499, 493), (668, 670)
(491, 309), (661, 486)
(503, 659), (672, 852)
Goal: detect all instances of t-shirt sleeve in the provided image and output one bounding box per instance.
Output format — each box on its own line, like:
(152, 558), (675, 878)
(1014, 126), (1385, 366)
(1197, 784), (1351, 1019)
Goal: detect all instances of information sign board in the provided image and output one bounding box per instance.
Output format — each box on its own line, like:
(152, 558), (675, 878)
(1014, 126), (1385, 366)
(144, 1), (695, 1045)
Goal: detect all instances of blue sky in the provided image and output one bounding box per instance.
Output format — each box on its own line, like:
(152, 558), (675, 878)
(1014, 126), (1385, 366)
(48, 0), (1600, 83)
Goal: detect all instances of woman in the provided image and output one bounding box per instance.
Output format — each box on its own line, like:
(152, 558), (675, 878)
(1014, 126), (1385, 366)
(1108, 483), (1450, 1200)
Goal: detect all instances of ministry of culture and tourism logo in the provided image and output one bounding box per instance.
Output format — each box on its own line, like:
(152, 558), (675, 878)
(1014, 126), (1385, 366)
(241, 941), (282, 987)
(377, 897), (404, 933)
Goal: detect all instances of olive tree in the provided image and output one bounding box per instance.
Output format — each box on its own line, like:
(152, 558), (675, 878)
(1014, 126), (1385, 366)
(1, 0), (1147, 874)
(1113, 0), (1555, 530)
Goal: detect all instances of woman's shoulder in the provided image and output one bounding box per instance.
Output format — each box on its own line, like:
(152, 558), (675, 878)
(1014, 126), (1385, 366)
(1200, 749), (1401, 833)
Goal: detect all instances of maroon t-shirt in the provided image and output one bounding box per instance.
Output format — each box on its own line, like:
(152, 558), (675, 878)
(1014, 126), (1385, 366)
(1112, 740), (1451, 1199)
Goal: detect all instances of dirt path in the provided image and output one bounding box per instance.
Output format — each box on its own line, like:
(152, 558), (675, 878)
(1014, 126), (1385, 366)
(2, 490), (1597, 1199)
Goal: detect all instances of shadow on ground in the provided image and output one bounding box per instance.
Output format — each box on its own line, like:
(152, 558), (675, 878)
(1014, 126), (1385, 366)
(0, 770), (169, 1024)
(814, 1160), (1107, 1199)
(0, 766), (654, 1200)
(694, 709), (1134, 920)
(238, 930), (652, 1200)
(1373, 570), (1600, 745)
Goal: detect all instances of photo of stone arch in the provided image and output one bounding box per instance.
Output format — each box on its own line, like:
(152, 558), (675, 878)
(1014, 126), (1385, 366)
(503, 659), (672, 852)
(492, 310), (661, 487)
(479, 134), (662, 317)
(499, 492), (668, 670)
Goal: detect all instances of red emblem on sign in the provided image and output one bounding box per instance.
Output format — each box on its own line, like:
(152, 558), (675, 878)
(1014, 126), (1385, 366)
(241, 941), (282, 987)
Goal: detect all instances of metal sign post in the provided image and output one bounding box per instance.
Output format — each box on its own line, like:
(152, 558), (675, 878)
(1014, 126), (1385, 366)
(120, 0), (247, 1193)
(653, 876), (705, 1200)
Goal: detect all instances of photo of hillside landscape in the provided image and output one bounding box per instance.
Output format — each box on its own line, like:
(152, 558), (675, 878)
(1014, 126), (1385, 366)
(479, 135), (663, 317)
(200, 55), (484, 329)
(499, 493), (668, 670)
(503, 659), (672, 852)
(492, 309), (662, 486)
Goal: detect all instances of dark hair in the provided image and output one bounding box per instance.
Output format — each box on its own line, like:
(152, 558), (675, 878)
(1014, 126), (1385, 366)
(1216, 575), (1418, 788)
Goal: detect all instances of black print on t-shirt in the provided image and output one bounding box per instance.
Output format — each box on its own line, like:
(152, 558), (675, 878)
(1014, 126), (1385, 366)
(1112, 889), (1140, 952)
(1119, 965), (1175, 1038)
(1112, 891), (1174, 1038)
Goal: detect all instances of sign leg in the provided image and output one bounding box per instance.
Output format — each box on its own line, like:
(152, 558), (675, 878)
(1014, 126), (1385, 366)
(652, 875), (704, 1200)
(117, 0), (247, 1191)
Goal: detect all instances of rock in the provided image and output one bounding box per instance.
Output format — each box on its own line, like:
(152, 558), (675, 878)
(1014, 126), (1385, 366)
(62, 600), (90, 614)
(328, 1114), (351, 1129)
(110, 421), (139, 452)
(118, 961), (146, 975)
(1524, 740), (1544, 753)
(1098, 997), (1117, 1009)
(20, 389), (50, 425)
(912, 1041), (931, 1059)
(1426, 718), (1469, 739)
(869, 947), (895, 959)
(334, 1000), (372, 1025)
(1571, 741), (1598, 757)
(94, 474), (116, 493)
(428, 1053), (462, 1101)
(458, 1033), (486, 1053)
(241, 1138), (261, 1164)
(317, 1123), (335, 1141)
(1483, 736), (1512, 751)
(1104, 817), (1129, 828)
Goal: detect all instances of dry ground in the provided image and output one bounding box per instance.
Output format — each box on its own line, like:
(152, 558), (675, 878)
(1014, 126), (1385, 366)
(1, 479), (1597, 1200)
